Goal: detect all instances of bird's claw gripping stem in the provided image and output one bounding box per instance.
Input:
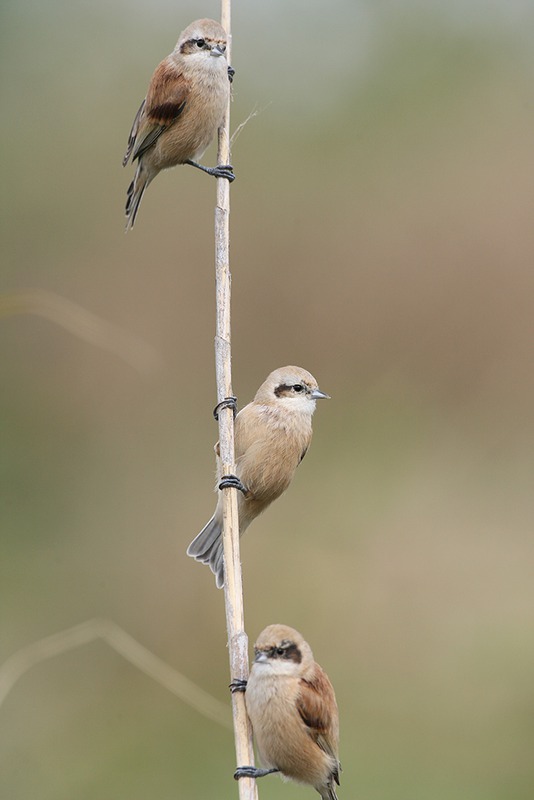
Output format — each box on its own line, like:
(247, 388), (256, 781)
(213, 396), (237, 420)
(229, 678), (248, 693)
(234, 766), (280, 781)
(219, 475), (247, 494)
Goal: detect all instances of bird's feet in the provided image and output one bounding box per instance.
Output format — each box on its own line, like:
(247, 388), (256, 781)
(219, 475), (247, 494)
(213, 396), (238, 420)
(229, 678), (247, 693)
(228, 65), (235, 83)
(185, 159), (235, 182)
(234, 767), (280, 781)
(210, 163), (235, 182)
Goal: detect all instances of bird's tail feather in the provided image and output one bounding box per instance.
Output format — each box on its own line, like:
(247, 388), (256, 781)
(125, 164), (150, 231)
(321, 789), (338, 800)
(187, 515), (225, 588)
(320, 778), (339, 800)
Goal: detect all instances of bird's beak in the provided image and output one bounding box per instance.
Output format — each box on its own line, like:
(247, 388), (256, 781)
(254, 652), (268, 663)
(211, 44), (225, 57)
(310, 388), (330, 400)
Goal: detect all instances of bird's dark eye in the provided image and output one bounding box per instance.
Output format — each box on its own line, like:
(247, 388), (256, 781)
(196, 38), (205, 47)
(293, 384), (304, 393)
(276, 647), (285, 656)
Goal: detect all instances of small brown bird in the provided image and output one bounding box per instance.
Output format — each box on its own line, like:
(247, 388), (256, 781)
(235, 624), (341, 800)
(123, 18), (234, 229)
(187, 366), (330, 588)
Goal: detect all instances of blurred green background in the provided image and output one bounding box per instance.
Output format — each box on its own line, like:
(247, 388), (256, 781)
(1, 0), (534, 798)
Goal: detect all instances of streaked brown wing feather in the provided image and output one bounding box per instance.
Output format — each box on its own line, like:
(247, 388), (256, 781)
(145, 60), (189, 123)
(297, 666), (339, 764)
(123, 98), (146, 166)
(125, 60), (190, 164)
(131, 116), (178, 162)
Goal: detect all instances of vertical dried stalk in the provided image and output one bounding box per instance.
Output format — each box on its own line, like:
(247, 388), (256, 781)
(215, 3), (259, 800)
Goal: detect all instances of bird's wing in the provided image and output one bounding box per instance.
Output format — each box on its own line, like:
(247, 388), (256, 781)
(233, 404), (277, 492)
(122, 98), (146, 166)
(234, 403), (272, 458)
(297, 667), (340, 775)
(124, 60), (189, 164)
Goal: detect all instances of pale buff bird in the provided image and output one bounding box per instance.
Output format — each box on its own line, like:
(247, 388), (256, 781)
(123, 18), (234, 230)
(187, 367), (330, 588)
(235, 624), (341, 800)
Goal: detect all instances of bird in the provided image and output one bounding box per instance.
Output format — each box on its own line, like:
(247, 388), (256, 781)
(235, 624), (341, 800)
(187, 366), (330, 588)
(122, 18), (235, 230)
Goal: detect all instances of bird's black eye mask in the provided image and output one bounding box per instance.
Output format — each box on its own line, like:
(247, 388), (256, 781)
(259, 641), (302, 664)
(181, 37), (212, 53)
(274, 383), (309, 398)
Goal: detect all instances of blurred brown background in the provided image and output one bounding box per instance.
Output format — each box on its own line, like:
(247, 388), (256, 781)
(1, 0), (533, 798)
